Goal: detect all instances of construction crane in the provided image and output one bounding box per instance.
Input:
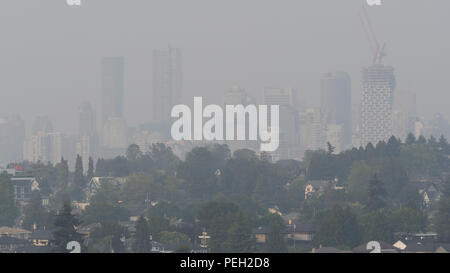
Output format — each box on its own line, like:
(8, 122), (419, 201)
(359, 6), (386, 64)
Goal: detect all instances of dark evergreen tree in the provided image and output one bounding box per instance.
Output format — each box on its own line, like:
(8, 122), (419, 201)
(56, 157), (69, 192)
(327, 142), (335, 155)
(406, 133), (416, 145)
(87, 157), (94, 182)
(133, 216), (150, 253)
(0, 172), (19, 226)
(23, 190), (48, 230)
(367, 174), (387, 211)
(53, 202), (83, 252)
(224, 213), (255, 252)
(95, 158), (107, 177)
(314, 205), (361, 248)
(362, 209), (394, 243)
(265, 223), (287, 253)
(126, 144), (143, 161)
(71, 155), (86, 201)
(435, 180), (450, 242)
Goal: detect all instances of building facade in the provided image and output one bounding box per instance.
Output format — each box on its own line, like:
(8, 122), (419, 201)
(360, 64), (396, 147)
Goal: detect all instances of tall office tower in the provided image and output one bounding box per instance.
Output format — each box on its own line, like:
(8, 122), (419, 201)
(326, 124), (343, 154)
(224, 85), (248, 105)
(78, 101), (98, 169)
(79, 101), (96, 137)
(23, 132), (62, 165)
(0, 116), (25, 164)
(223, 85), (257, 152)
(351, 103), (361, 148)
(263, 87), (297, 108)
(320, 71), (352, 148)
(152, 47), (182, 125)
(360, 64), (396, 147)
(393, 90), (417, 141)
(424, 113), (450, 140)
(263, 87), (300, 160)
(299, 107), (325, 153)
(101, 57), (126, 157)
(33, 116), (53, 134)
(102, 117), (127, 152)
(102, 57), (124, 125)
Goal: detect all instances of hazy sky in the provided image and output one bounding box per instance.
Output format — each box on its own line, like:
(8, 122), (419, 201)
(0, 0), (449, 135)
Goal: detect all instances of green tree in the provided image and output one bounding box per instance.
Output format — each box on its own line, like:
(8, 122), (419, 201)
(361, 209), (394, 243)
(314, 205), (361, 248)
(405, 133), (416, 144)
(150, 143), (180, 173)
(147, 216), (170, 241)
(133, 216), (150, 253)
(198, 201), (241, 252)
(347, 161), (373, 202)
(159, 231), (190, 248)
(53, 202), (83, 252)
(327, 142), (335, 155)
(23, 190), (48, 230)
(389, 207), (427, 233)
(87, 157), (94, 182)
(89, 221), (128, 253)
(265, 223), (287, 253)
(71, 155), (86, 201)
(367, 174), (387, 211)
(223, 213), (255, 252)
(82, 180), (130, 224)
(126, 144), (143, 161)
(0, 172), (19, 226)
(54, 158), (70, 207)
(435, 181), (450, 242)
(178, 147), (217, 199)
(95, 158), (107, 177)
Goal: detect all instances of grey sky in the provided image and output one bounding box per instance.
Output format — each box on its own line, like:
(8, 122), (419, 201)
(0, 0), (449, 135)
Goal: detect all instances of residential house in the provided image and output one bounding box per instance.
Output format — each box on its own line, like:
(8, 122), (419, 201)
(0, 227), (32, 240)
(253, 227), (271, 244)
(304, 179), (343, 200)
(29, 229), (54, 247)
(417, 182), (441, 207)
(284, 221), (317, 243)
(86, 177), (126, 200)
(10, 177), (39, 206)
(0, 236), (30, 253)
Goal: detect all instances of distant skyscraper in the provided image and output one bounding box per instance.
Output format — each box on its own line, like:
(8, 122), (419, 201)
(152, 47), (182, 124)
(224, 85), (248, 105)
(326, 124), (343, 154)
(320, 71), (352, 147)
(101, 57), (126, 157)
(102, 57), (124, 125)
(102, 117), (127, 150)
(223, 85), (256, 152)
(78, 101), (98, 168)
(299, 107), (325, 153)
(33, 116), (53, 134)
(263, 87), (300, 160)
(393, 90), (417, 141)
(0, 116), (25, 164)
(79, 101), (96, 137)
(23, 132), (62, 164)
(360, 64), (396, 147)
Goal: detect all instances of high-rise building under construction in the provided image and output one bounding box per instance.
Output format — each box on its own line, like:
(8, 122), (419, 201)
(360, 64), (396, 147)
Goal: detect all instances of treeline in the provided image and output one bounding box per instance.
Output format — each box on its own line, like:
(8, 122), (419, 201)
(5, 133), (450, 252)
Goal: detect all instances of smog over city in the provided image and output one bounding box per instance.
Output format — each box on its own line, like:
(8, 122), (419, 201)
(0, 0), (449, 265)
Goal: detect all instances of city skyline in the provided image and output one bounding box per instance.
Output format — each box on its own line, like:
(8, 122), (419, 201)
(0, 1), (448, 135)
